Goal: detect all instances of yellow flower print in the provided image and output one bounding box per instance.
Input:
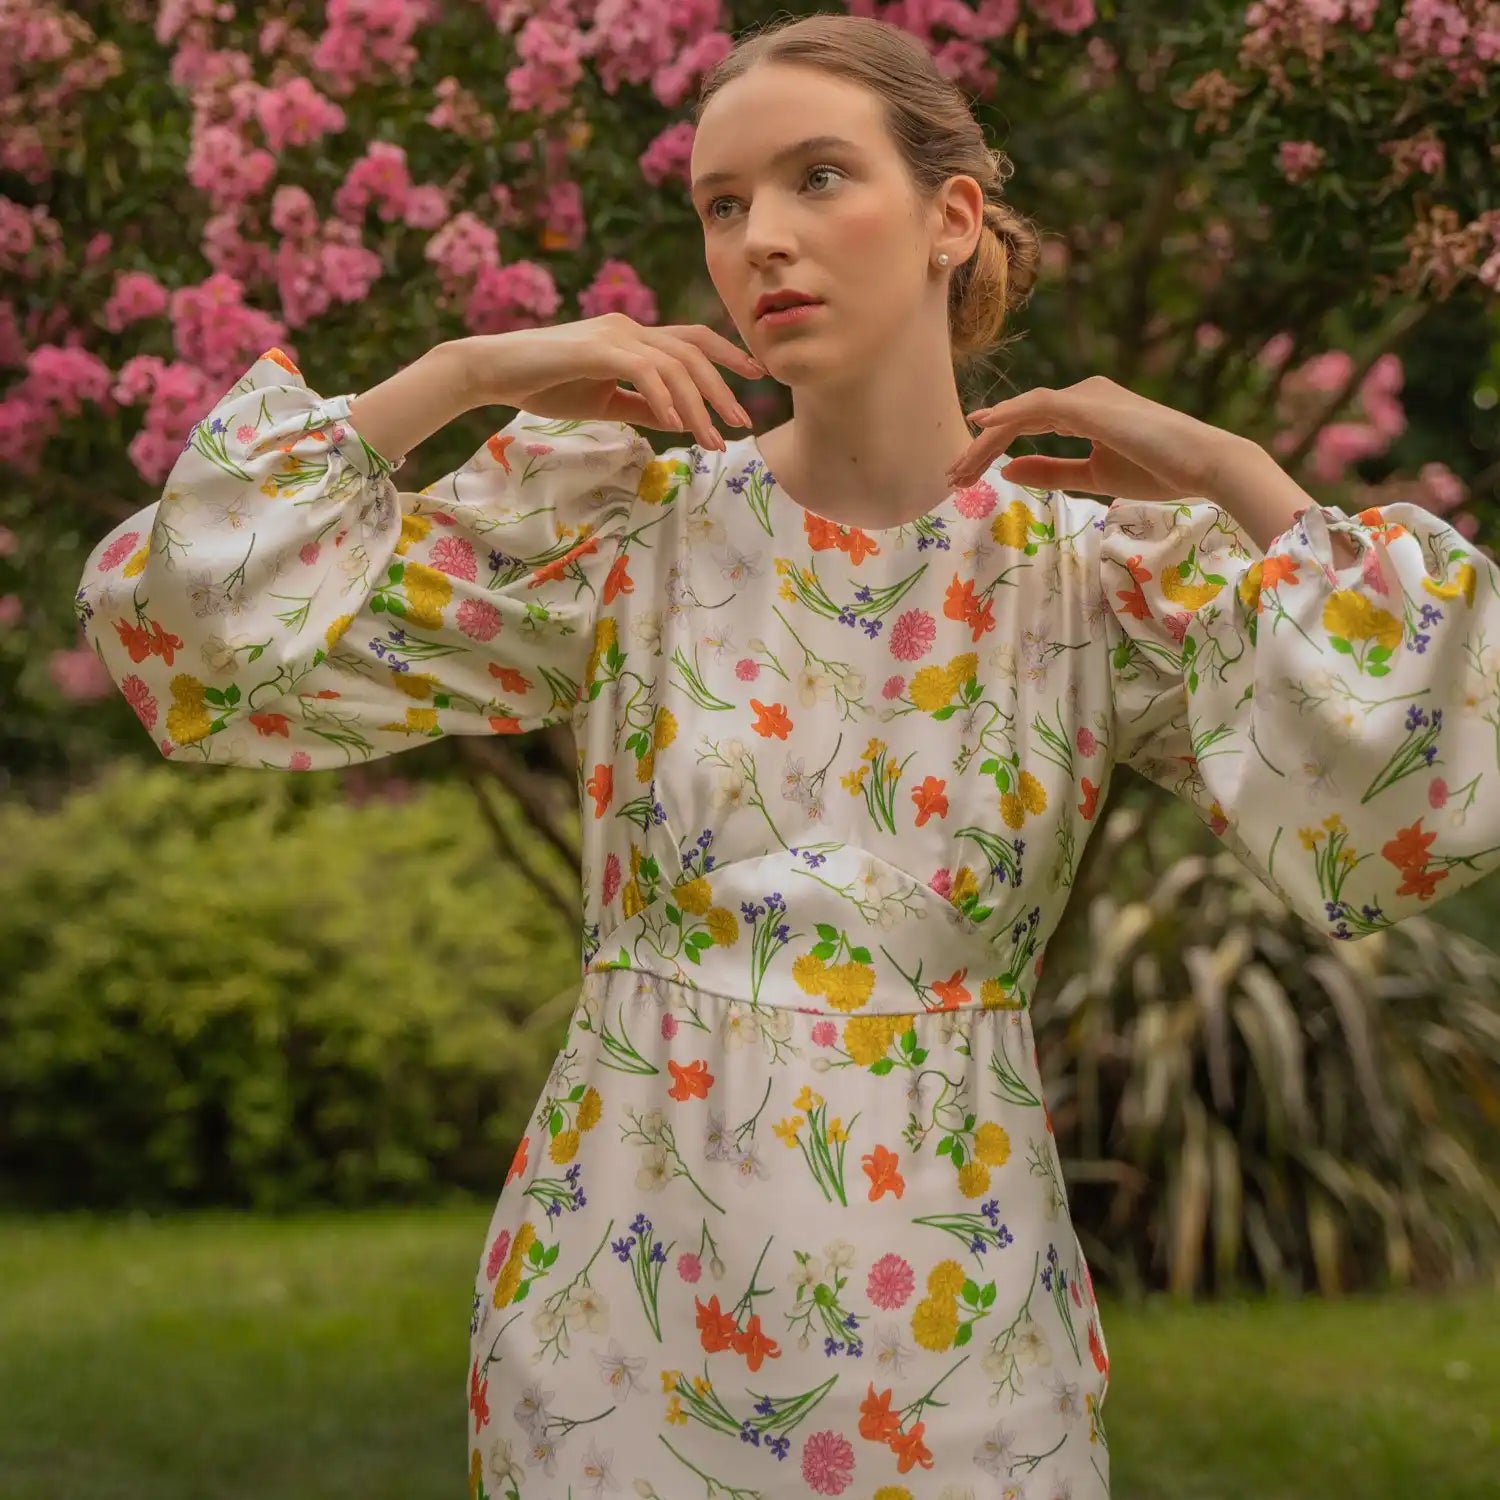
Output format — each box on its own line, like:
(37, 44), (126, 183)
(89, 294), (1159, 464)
(792, 953), (830, 997)
(795, 1085), (824, 1112)
(704, 907), (739, 946)
(979, 978), (1020, 1010)
(1019, 769), (1047, 814)
(493, 1221), (537, 1308)
(550, 1128), (581, 1164)
(123, 544), (150, 578)
(874, 1489), (915, 1500)
(928, 1260), (966, 1297)
(638, 458), (673, 505)
(1000, 792), (1026, 829)
(379, 706), (438, 735)
(468, 1448), (483, 1500)
(844, 1014), (903, 1066)
(674, 876), (713, 915)
(949, 866), (978, 906)
(392, 670), (437, 700)
(827, 1117), (849, 1144)
(1323, 814), (1345, 832)
(636, 748), (655, 783)
(586, 617), (617, 685)
(991, 499), (1037, 548)
(394, 511), (433, 554)
(660, 1369), (681, 1392)
(958, 1160), (991, 1198)
(1322, 590), (1401, 651)
(653, 706), (678, 749)
(975, 1121), (1012, 1166)
(621, 879), (646, 918)
(862, 737), (886, 762)
(908, 664), (954, 712)
(577, 1086), (603, 1132)
(1238, 560), (1264, 611)
(165, 675), (213, 745)
(1299, 826), (1320, 850)
(949, 651), (978, 685)
(772, 1115), (804, 1148)
(822, 961), (876, 1013)
(692, 1375), (712, 1396)
(665, 1395), (688, 1425)
(1159, 566), (1223, 611)
(326, 612), (355, 651)
(402, 560), (452, 629)
(841, 766), (869, 794)
(911, 1294), (959, 1350)
(779, 580), (797, 602)
(1421, 561), (1477, 606)
(774, 558), (791, 576)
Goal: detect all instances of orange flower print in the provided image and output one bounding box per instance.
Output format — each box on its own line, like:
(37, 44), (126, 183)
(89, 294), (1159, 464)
(603, 551), (633, 603)
(1088, 1321), (1110, 1377)
(859, 1384), (902, 1443)
(1381, 817), (1436, 873)
(485, 431), (515, 471)
(585, 762), (614, 819)
(1079, 776), (1099, 820)
(694, 1294), (740, 1354)
(1114, 554), (1152, 621)
(930, 969), (972, 1010)
(804, 514), (847, 552)
(911, 774), (948, 827)
(750, 699), (792, 739)
(889, 1419), (934, 1474)
(1355, 506), (1407, 544)
(487, 715), (523, 733)
(469, 1358), (490, 1433)
(248, 712), (290, 738)
(505, 1133), (530, 1185)
(488, 663), (533, 694)
(730, 1313), (781, 1372)
(862, 1143), (906, 1201)
(841, 527), (880, 565)
(1396, 863), (1447, 899)
(261, 347), (301, 376)
(667, 1058), (715, 1101)
(528, 533), (599, 590)
(942, 574), (996, 641)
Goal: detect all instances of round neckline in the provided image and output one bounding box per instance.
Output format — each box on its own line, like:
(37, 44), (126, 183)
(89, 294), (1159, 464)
(736, 431), (999, 538)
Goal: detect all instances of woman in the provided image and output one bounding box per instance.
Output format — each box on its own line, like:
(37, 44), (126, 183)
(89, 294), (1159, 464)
(74, 14), (1499, 1500)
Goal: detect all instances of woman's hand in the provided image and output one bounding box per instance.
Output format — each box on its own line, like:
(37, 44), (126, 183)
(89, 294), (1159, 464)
(947, 375), (1249, 503)
(455, 315), (766, 451)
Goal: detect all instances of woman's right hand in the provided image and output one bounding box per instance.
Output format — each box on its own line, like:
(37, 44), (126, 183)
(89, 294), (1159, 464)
(454, 315), (767, 450)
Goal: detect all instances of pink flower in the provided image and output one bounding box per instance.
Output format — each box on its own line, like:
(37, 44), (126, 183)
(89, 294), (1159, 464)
(456, 598), (502, 642)
(676, 1252), (702, 1282)
(121, 674), (158, 730)
(601, 852), (621, 906)
(953, 478), (997, 518)
(811, 1020), (838, 1047)
(889, 608), (936, 661)
(881, 674), (905, 700)
(0, 594), (22, 628)
(735, 657), (759, 680)
(800, 1429), (856, 1495)
(866, 1252), (915, 1311)
(1076, 725), (1097, 757)
(98, 531), (141, 572)
(289, 751), (313, 771)
(1429, 778), (1448, 809)
(485, 1228), (512, 1281)
(298, 541), (320, 567)
(929, 868), (953, 899)
(661, 1013), (679, 1040)
(430, 535), (478, 581)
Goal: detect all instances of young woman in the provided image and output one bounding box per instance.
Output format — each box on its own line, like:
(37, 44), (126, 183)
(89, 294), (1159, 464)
(74, 14), (1499, 1500)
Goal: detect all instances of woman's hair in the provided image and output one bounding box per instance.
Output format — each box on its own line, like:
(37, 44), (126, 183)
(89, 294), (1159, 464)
(693, 13), (1042, 375)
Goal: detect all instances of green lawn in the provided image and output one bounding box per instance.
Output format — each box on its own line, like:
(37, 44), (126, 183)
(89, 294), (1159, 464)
(2, 1207), (1497, 1499)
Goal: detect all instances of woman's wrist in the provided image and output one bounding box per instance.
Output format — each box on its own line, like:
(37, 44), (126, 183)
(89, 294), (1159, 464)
(345, 341), (484, 469)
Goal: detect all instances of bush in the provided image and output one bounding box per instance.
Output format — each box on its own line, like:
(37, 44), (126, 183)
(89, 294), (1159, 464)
(0, 762), (576, 1210)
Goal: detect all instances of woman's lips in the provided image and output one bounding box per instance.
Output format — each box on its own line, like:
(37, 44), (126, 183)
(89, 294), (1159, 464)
(758, 300), (825, 328)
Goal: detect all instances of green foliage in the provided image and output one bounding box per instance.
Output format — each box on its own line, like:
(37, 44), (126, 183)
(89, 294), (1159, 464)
(0, 763), (578, 1210)
(1039, 784), (1500, 1299)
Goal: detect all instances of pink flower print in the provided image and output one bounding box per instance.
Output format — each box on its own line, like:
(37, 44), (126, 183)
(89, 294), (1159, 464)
(299, 541), (321, 567)
(881, 674), (905, 700)
(735, 657), (759, 681)
(811, 1020), (838, 1047)
(1163, 611), (1190, 643)
(929, 868), (953, 899)
(661, 1013), (679, 1040)
(524, 442), (554, 459)
(866, 1252), (915, 1310)
(1076, 725), (1097, 757)
(485, 1228), (512, 1281)
(288, 751), (312, 771)
(801, 1430), (856, 1495)
(430, 535), (477, 581)
(236, 424), (258, 445)
(457, 597), (502, 641)
(1429, 778), (1448, 809)
(601, 852), (621, 905)
(677, 1252), (702, 1283)
(98, 531), (141, 571)
(953, 477), (997, 518)
(121, 675), (158, 730)
(889, 608), (936, 661)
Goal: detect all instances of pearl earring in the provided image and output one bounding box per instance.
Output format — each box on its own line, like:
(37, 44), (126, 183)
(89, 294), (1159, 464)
(936, 253), (949, 266)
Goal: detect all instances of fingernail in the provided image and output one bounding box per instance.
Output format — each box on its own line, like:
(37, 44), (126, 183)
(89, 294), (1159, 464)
(667, 406), (682, 427)
(733, 405), (752, 427)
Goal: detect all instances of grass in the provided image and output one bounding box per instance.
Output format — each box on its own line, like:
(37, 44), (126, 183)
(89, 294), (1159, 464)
(2, 1206), (1497, 1499)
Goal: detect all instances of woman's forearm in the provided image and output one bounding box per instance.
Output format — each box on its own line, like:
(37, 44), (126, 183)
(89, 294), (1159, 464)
(345, 341), (481, 470)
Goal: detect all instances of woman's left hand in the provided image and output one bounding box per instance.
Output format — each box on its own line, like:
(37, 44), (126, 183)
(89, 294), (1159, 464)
(947, 375), (1245, 502)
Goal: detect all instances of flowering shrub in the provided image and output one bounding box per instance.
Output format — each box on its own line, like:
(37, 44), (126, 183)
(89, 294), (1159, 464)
(1, 0), (1496, 776)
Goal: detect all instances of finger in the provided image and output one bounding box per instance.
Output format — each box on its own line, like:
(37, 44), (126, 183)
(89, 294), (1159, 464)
(618, 352), (681, 430)
(602, 387), (670, 428)
(647, 350), (724, 449)
(673, 323), (769, 381)
(996, 455), (1098, 490)
(651, 332), (755, 430)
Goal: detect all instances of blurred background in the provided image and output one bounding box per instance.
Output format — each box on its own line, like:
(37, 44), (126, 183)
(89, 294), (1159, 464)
(4, 2), (1500, 1497)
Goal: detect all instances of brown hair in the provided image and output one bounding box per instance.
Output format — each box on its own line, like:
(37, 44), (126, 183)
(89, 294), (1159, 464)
(693, 12), (1042, 378)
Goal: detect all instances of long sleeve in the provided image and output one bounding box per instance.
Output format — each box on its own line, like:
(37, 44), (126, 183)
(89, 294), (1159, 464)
(1093, 493), (1500, 940)
(74, 348), (656, 770)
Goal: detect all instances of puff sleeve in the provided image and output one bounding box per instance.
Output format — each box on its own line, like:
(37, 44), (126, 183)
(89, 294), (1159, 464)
(1095, 494), (1500, 940)
(73, 348), (655, 770)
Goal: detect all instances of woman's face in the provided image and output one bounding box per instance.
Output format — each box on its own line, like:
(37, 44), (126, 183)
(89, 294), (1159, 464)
(691, 64), (939, 388)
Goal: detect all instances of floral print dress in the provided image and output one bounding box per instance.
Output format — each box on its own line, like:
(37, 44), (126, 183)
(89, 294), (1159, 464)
(75, 349), (1500, 1500)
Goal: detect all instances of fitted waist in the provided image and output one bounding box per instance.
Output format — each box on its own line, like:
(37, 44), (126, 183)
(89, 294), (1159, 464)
(583, 846), (1038, 1016)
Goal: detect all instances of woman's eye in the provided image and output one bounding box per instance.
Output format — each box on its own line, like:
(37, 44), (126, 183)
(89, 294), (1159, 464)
(709, 164), (842, 220)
